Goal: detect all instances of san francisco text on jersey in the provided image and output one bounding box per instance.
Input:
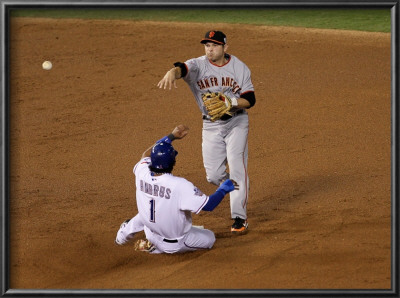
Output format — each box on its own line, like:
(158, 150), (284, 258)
(197, 76), (242, 93)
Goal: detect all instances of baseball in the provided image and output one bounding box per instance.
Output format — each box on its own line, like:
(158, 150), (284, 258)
(42, 61), (52, 70)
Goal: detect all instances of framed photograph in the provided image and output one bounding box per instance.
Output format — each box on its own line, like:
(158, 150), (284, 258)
(1, 1), (397, 297)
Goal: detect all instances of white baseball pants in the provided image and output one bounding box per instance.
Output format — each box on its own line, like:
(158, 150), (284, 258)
(116, 214), (216, 254)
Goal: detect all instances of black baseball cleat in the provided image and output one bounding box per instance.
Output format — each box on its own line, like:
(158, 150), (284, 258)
(231, 216), (248, 234)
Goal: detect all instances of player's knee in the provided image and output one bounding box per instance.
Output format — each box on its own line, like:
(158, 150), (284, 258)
(207, 231), (216, 248)
(206, 176), (220, 186)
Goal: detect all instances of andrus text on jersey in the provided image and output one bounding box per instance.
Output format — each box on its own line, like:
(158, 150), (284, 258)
(140, 180), (171, 199)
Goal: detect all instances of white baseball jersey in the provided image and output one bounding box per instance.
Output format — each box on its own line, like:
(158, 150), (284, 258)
(183, 54), (254, 115)
(133, 157), (209, 240)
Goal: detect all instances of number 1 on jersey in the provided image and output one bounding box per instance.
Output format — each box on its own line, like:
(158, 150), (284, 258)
(149, 199), (156, 222)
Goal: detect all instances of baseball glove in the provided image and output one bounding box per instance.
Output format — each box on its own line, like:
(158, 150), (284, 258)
(134, 239), (156, 252)
(202, 92), (233, 121)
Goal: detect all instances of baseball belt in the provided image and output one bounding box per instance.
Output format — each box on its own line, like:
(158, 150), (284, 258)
(163, 238), (178, 243)
(202, 109), (244, 121)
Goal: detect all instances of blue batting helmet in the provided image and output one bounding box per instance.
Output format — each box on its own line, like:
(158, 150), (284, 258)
(150, 142), (178, 171)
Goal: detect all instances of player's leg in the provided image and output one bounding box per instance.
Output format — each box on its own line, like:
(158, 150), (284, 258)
(179, 226), (216, 253)
(202, 121), (229, 185)
(143, 226), (214, 254)
(225, 114), (249, 232)
(115, 214), (144, 245)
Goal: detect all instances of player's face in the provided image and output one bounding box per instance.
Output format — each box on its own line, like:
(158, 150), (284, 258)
(204, 42), (226, 64)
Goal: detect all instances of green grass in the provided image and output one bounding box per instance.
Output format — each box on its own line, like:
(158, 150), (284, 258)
(10, 8), (391, 33)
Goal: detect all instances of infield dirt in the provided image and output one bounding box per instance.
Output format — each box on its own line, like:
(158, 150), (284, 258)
(9, 17), (391, 289)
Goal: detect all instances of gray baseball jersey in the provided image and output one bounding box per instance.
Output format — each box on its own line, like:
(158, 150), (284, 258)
(183, 54), (254, 115)
(182, 54), (254, 220)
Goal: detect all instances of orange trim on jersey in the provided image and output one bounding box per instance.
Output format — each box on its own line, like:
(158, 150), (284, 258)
(240, 90), (255, 96)
(208, 55), (231, 68)
(183, 63), (189, 78)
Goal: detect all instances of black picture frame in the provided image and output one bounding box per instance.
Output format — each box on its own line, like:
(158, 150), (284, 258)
(1, 1), (398, 297)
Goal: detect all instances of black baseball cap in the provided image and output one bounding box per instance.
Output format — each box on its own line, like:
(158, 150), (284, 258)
(200, 30), (227, 45)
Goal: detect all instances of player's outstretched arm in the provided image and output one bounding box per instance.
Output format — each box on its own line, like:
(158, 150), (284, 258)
(141, 125), (189, 159)
(202, 179), (239, 211)
(157, 67), (182, 90)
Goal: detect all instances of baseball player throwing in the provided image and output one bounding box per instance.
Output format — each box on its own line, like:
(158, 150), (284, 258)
(157, 30), (256, 234)
(115, 125), (238, 253)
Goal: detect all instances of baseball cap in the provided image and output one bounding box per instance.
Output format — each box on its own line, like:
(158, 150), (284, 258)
(200, 30), (227, 45)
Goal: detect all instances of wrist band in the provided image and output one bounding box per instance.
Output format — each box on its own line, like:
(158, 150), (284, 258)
(167, 133), (176, 141)
(230, 96), (238, 107)
(156, 134), (175, 145)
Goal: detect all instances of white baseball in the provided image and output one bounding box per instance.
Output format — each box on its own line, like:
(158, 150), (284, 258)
(42, 61), (52, 70)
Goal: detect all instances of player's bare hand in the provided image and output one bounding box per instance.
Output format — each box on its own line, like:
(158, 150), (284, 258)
(157, 69), (177, 90)
(172, 125), (189, 139)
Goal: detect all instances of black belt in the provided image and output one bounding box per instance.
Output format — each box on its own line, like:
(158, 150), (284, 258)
(202, 109), (244, 121)
(163, 238), (178, 243)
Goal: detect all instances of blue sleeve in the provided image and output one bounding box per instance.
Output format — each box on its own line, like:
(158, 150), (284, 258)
(202, 179), (236, 211)
(202, 190), (225, 211)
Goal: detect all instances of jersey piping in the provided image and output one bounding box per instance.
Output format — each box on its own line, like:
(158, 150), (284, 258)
(207, 54), (231, 68)
(195, 196), (209, 213)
